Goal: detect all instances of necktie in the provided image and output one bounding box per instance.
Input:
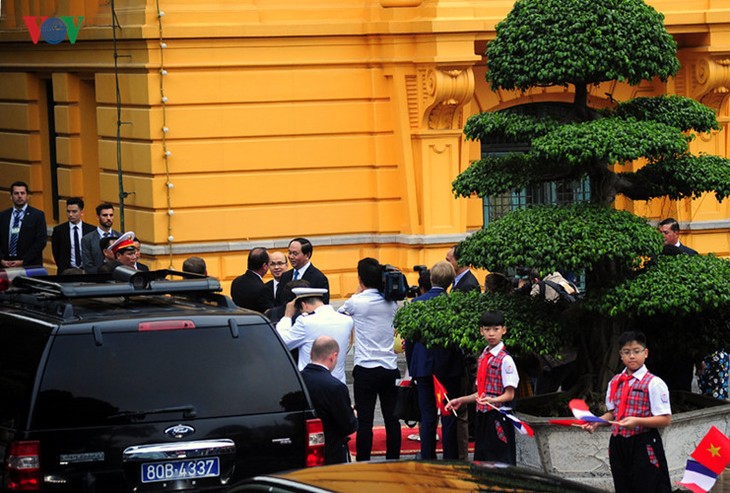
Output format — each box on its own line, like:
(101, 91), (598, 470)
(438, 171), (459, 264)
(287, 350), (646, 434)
(292, 270), (299, 280)
(8, 209), (21, 257)
(611, 373), (632, 421)
(73, 225), (81, 267)
(103, 231), (109, 238)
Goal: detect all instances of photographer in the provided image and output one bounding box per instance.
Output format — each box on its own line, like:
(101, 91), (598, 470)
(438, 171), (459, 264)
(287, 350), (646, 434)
(414, 264), (431, 296)
(338, 258), (401, 461)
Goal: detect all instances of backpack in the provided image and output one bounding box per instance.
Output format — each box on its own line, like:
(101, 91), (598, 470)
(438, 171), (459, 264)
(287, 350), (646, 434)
(538, 279), (580, 303)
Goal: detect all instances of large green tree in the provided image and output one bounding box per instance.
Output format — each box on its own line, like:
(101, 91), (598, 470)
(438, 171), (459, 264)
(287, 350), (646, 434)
(395, 0), (730, 393)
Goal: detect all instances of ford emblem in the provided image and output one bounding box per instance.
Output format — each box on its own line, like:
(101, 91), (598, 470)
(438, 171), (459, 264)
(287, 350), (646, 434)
(164, 424), (195, 439)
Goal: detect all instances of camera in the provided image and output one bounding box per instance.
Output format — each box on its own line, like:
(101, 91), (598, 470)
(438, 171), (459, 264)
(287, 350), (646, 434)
(406, 265), (429, 298)
(381, 264), (408, 302)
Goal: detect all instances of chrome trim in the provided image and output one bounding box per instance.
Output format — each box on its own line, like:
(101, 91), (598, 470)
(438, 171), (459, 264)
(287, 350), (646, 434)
(44, 475), (68, 484)
(122, 439), (235, 462)
(248, 476), (330, 493)
(164, 424), (196, 439)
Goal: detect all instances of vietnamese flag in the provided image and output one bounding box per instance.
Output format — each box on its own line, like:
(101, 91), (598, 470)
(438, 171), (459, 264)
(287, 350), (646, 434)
(691, 425), (730, 475)
(433, 375), (451, 416)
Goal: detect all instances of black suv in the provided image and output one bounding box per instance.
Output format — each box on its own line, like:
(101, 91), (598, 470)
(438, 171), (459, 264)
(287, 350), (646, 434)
(0, 267), (324, 492)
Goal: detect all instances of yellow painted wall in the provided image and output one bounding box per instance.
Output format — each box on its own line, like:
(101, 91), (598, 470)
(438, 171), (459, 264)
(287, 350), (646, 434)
(1, 0), (729, 299)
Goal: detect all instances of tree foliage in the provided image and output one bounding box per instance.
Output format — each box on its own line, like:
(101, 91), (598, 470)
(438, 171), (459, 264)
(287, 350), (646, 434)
(624, 154), (730, 202)
(397, 0), (730, 392)
(486, 0), (680, 92)
(457, 204), (663, 276)
(393, 290), (567, 357)
(596, 254), (730, 318)
(614, 96), (720, 133)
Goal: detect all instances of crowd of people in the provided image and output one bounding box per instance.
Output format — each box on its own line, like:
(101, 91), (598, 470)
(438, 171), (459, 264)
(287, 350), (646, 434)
(0, 182), (211, 277)
(228, 237), (680, 493)
(1, 182), (727, 488)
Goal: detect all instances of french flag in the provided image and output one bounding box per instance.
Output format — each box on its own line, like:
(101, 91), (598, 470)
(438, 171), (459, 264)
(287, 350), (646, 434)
(502, 410), (535, 437)
(569, 399), (609, 423)
(677, 459), (719, 493)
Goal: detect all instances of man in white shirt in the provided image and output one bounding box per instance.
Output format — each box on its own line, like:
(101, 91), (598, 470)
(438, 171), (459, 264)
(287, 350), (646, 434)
(276, 287), (353, 384)
(338, 257), (401, 461)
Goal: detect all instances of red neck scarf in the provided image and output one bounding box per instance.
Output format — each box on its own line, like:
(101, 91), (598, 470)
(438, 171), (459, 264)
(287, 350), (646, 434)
(476, 349), (494, 396)
(610, 373), (632, 421)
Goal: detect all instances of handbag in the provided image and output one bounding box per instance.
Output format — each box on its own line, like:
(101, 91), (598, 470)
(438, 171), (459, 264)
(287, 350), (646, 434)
(393, 379), (420, 427)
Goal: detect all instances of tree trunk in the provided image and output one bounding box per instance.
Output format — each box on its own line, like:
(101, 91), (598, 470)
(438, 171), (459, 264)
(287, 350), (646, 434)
(573, 82), (589, 120)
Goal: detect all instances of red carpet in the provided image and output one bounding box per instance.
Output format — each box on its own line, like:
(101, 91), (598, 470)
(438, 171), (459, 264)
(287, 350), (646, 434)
(348, 425), (474, 457)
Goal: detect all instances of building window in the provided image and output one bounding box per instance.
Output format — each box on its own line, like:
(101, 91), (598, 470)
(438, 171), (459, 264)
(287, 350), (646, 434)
(482, 176), (591, 225)
(479, 102), (592, 225)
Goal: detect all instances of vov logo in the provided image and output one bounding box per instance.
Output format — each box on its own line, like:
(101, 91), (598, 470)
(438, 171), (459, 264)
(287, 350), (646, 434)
(23, 16), (84, 45)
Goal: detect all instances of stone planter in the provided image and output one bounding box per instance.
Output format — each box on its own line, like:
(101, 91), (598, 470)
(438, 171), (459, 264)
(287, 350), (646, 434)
(515, 392), (730, 491)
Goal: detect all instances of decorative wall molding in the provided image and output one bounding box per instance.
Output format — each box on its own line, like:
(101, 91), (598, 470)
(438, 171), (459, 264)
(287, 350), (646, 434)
(138, 232), (474, 256)
(416, 66), (474, 130)
(691, 55), (730, 112)
(131, 219), (728, 256)
(380, 0), (422, 7)
(46, 222), (728, 256)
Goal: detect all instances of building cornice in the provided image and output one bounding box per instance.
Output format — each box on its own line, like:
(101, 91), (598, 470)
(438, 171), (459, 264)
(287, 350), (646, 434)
(45, 220), (724, 256)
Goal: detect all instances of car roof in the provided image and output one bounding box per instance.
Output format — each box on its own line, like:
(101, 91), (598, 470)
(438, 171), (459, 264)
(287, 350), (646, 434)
(0, 268), (262, 325)
(239, 460), (603, 493)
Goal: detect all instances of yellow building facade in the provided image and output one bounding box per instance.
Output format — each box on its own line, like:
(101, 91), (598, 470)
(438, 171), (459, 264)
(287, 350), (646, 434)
(0, 0), (729, 298)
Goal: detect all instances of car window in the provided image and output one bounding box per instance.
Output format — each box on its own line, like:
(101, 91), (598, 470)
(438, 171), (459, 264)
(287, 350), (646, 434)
(0, 318), (52, 427)
(33, 323), (307, 428)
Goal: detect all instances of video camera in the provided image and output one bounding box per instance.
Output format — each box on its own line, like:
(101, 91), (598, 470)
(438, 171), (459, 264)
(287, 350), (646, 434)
(381, 265), (408, 302)
(381, 264), (431, 301)
(407, 265), (430, 298)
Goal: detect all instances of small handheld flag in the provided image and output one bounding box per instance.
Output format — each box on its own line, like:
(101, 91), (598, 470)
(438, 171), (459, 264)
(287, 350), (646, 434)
(691, 425), (730, 474)
(677, 459), (719, 493)
(483, 401), (535, 437)
(548, 419), (587, 427)
(677, 426), (730, 492)
(433, 375), (456, 416)
(569, 399), (609, 424)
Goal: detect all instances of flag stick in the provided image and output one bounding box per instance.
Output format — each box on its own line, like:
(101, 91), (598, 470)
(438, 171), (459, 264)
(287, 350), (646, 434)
(440, 393), (458, 416)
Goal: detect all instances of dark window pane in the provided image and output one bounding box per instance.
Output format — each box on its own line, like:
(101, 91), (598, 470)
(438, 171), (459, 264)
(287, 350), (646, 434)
(34, 323), (305, 428)
(0, 319), (51, 425)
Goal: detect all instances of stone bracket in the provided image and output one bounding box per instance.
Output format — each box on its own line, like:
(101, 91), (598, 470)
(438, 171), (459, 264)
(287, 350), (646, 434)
(407, 65), (474, 130)
(690, 55), (730, 113)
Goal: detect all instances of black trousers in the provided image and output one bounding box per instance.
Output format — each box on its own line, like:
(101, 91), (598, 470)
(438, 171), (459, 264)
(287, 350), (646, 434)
(608, 429), (671, 493)
(474, 409), (516, 465)
(352, 365), (401, 461)
(415, 374), (461, 460)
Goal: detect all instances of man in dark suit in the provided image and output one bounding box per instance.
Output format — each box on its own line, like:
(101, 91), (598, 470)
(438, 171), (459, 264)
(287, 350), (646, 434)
(230, 247), (274, 313)
(447, 244), (481, 293)
(132, 237), (149, 271)
(81, 203), (120, 273)
(182, 256), (207, 275)
(0, 181), (47, 268)
(404, 261), (465, 460)
(300, 336), (357, 464)
(51, 197), (96, 273)
(658, 217), (698, 255)
(265, 251), (288, 300)
(276, 237), (330, 305)
(446, 244), (480, 459)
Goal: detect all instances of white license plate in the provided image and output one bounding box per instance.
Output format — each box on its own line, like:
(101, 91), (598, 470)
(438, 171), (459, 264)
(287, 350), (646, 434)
(141, 457), (220, 483)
